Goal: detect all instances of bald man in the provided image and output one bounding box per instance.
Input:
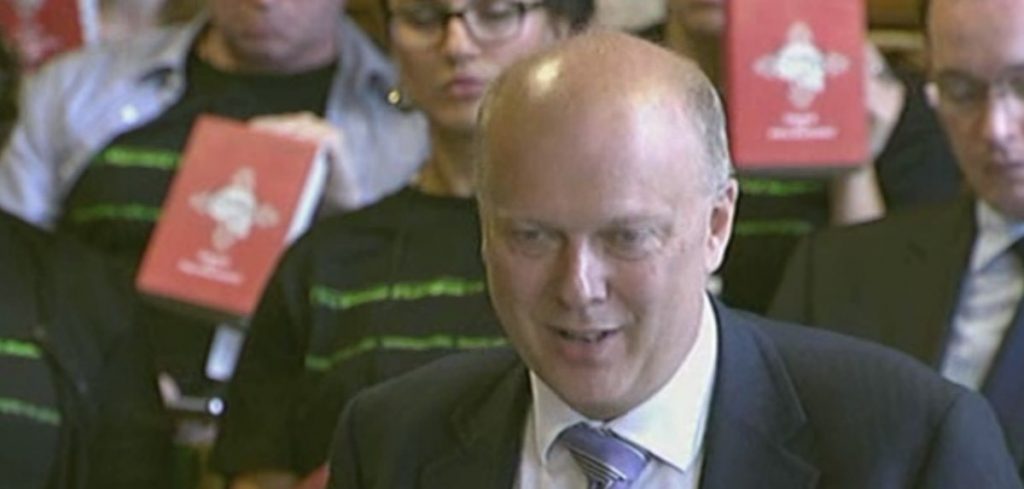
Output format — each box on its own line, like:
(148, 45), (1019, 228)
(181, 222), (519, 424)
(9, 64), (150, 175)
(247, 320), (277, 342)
(771, 0), (1024, 473)
(326, 32), (1020, 489)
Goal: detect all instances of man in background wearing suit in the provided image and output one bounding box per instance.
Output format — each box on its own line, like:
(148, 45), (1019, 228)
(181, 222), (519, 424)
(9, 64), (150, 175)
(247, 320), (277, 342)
(771, 0), (1024, 471)
(327, 31), (1021, 488)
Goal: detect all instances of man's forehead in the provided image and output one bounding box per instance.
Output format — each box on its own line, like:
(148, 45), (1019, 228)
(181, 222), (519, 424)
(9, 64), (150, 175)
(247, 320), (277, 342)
(928, 0), (1024, 69)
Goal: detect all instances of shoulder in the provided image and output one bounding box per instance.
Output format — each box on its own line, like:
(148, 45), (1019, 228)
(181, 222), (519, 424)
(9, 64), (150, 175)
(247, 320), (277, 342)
(352, 348), (521, 414)
(723, 309), (1022, 482)
(287, 189), (414, 263)
(25, 23), (191, 100)
(725, 306), (965, 417)
(341, 349), (522, 439)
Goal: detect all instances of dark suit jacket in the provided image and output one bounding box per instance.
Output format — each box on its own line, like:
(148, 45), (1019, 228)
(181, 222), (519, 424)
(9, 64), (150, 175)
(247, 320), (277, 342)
(327, 302), (1020, 488)
(769, 197), (975, 370)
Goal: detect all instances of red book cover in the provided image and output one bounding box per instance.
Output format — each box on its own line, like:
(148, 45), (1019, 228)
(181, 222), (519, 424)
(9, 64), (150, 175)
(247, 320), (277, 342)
(0, 0), (98, 71)
(137, 115), (326, 320)
(726, 0), (867, 171)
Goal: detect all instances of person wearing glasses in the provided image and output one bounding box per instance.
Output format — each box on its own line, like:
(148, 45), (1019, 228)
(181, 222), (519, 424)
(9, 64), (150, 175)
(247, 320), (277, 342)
(211, 1), (593, 488)
(327, 30), (1020, 489)
(771, 0), (1024, 473)
(0, 0), (431, 429)
(635, 0), (962, 316)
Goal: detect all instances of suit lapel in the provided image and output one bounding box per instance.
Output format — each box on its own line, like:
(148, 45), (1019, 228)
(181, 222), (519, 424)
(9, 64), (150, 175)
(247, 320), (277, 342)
(420, 356), (530, 488)
(699, 304), (819, 489)
(900, 197), (976, 367)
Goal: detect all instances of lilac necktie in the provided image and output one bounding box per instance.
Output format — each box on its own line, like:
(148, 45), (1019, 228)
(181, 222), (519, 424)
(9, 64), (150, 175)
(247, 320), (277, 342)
(559, 423), (651, 489)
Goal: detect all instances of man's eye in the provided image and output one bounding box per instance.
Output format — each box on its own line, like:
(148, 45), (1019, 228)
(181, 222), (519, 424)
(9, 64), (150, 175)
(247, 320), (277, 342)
(506, 227), (557, 255)
(602, 227), (661, 258)
(511, 228), (546, 244)
(1007, 73), (1024, 100)
(477, 2), (518, 22)
(936, 76), (986, 105)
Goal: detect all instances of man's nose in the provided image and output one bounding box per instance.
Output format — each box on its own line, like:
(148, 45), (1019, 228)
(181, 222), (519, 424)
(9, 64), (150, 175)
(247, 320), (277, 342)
(554, 241), (609, 309)
(981, 87), (1024, 147)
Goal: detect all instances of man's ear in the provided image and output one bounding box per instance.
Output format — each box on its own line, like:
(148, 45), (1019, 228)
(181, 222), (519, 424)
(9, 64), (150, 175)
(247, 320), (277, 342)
(705, 178), (738, 274)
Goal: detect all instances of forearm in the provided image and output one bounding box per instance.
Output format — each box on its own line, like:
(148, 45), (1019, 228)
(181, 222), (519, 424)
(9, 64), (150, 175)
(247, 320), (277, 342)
(828, 163), (885, 225)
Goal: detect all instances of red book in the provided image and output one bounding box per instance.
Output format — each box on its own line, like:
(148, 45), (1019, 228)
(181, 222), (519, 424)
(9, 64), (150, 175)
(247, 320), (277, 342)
(137, 115), (326, 320)
(726, 0), (867, 171)
(0, 0), (98, 71)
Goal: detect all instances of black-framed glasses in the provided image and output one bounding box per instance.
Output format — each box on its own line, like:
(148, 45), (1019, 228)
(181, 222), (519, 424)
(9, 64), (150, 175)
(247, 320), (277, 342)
(927, 69), (1024, 114)
(390, 1), (546, 47)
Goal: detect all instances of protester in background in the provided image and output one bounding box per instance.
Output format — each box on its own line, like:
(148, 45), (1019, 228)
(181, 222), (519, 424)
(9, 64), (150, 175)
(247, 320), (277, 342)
(328, 31), (1019, 489)
(645, 0), (961, 313)
(0, 38), (172, 489)
(212, 1), (593, 488)
(772, 0), (1024, 473)
(0, 0), (430, 428)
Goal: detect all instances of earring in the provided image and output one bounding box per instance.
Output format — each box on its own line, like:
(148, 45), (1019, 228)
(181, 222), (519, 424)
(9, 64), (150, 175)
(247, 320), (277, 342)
(387, 87), (415, 112)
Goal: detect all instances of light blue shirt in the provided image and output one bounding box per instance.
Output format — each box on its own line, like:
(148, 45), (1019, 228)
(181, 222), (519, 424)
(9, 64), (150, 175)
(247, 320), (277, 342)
(0, 14), (429, 228)
(516, 295), (719, 489)
(943, 201), (1024, 389)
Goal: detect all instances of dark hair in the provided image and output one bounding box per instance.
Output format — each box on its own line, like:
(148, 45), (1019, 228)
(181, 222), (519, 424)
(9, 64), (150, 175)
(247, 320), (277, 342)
(378, 0), (596, 33)
(541, 0), (595, 32)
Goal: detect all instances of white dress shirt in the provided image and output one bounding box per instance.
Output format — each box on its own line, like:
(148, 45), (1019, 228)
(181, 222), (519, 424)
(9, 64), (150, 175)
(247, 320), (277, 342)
(942, 201), (1024, 389)
(515, 295), (719, 489)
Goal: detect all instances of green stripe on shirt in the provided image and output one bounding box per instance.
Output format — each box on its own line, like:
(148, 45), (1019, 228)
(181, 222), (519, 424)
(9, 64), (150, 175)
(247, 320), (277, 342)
(0, 338), (41, 360)
(68, 204), (162, 224)
(310, 277), (486, 311)
(0, 397), (61, 426)
(733, 220), (815, 236)
(97, 146), (180, 170)
(739, 178), (824, 197)
(305, 334), (508, 372)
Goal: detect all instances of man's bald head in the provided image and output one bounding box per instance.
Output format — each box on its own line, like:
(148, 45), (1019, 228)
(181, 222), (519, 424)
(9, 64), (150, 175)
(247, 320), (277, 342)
(476, 31), (732, 201)
(474, 31), (738, 420)
(923, 0), (1024, 218)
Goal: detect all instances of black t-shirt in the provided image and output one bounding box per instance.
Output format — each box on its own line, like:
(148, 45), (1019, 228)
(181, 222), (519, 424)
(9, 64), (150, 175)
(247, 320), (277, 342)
(59, 50), (335, 267)
(0, 212), (171, 489)
(0, 262), (59, 489)
(720, 176), (828, 313)
(213, 187), (504, 476)
(719, 67), (962, 314)
(634, 22), (962, 314)
(55, 50), (335, 394)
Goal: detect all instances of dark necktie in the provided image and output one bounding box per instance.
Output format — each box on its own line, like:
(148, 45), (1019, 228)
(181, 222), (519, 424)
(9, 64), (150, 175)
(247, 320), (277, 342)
(981, 238), (1024, 452)
(559, 422), (651, 489)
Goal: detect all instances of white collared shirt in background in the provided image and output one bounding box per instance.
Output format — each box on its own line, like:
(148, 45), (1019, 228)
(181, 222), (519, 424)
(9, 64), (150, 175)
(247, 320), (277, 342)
(515, 294), (719, 489)
(942, 201), (1024, 389)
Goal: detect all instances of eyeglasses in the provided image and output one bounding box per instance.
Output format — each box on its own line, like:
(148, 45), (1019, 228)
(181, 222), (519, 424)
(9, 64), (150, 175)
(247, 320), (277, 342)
(927, 69), (1024, 114)
(389, 1), (546, 47)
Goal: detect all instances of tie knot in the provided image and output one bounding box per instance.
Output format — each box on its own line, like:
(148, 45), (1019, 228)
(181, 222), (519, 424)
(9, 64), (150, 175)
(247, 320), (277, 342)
(559, 423), (650, 489)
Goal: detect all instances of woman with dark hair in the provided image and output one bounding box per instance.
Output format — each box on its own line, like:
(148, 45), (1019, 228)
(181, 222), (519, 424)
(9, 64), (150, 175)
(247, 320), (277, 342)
(0, 39), (172, 489)
(211, 1), (594, 488)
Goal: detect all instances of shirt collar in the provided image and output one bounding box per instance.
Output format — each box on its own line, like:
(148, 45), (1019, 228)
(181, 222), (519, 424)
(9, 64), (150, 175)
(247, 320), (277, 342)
(530, 294), (719, 474)
(971, 201), (1024, 272)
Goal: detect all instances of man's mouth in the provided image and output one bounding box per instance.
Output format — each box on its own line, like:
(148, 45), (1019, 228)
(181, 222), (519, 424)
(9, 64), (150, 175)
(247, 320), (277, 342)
(553, 328), (619, 343)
